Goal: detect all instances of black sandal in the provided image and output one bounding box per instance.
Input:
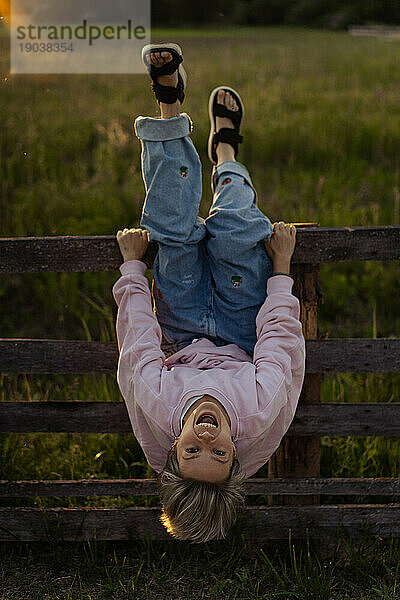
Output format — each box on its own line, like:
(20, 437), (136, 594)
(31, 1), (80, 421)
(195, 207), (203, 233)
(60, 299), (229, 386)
(142, 43), (187, 105)
(208, 86), (244, 164)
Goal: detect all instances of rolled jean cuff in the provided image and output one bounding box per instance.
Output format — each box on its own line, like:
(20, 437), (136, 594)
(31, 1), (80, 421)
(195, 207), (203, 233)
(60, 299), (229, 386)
(211, 160), (255, 194)
(133, 112), (193, 141)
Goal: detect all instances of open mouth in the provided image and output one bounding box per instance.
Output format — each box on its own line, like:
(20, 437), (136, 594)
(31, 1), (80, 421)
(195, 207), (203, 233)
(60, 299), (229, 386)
(196, 413), (218, 427)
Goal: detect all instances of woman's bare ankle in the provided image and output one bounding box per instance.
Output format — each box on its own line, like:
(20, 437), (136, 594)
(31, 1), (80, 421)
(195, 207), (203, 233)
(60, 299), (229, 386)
(160, 100), (180, 119)
(216, 142), (236, 165)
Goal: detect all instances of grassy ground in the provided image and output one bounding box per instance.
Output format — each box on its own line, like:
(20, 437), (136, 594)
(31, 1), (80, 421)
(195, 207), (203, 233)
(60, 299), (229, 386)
(1, 534), (399, 599)
(0, 25), (399, 599)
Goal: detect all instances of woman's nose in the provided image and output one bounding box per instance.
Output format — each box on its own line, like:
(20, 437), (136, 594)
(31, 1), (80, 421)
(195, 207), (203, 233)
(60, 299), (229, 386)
(198, 430), (215, 441)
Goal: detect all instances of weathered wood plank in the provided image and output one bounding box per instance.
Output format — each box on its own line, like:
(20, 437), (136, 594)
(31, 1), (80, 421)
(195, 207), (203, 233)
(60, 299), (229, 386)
(1, 478), (399, 497)
(0, 505), (398, 541)
(1, 403), (399, 435)
(0, 340), (119, 374)
(0, 401), (132, 433)
(270, 263), (322, 506)
(1, 339), (399, 373)
(1, 226), (399, 272)
(349, 25), (400, 38)
(305, 338), (400, 372)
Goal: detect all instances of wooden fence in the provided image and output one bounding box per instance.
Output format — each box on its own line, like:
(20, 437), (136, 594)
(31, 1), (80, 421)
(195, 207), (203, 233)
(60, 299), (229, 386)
(348, 25), (400, 39)
(0, 225), (399, 542)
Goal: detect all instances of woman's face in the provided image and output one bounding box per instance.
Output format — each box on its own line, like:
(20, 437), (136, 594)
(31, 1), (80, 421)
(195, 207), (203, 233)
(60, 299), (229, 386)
(172, 400), (236, 483)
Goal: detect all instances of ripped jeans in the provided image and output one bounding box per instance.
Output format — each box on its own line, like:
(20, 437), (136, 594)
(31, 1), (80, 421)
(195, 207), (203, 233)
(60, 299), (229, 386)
(134, 112), (273, 357)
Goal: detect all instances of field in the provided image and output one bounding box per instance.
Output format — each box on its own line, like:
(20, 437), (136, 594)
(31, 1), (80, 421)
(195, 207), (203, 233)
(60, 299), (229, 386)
(0, 26), (399, 599)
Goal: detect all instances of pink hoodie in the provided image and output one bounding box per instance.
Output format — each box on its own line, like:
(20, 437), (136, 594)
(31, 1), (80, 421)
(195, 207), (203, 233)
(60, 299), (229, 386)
(112, 260), (305, 478)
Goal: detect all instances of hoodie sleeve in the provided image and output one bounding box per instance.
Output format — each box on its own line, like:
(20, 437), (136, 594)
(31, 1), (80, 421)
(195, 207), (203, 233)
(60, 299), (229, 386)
(253, 274), (305, 428)
(112, 260), (165, 402)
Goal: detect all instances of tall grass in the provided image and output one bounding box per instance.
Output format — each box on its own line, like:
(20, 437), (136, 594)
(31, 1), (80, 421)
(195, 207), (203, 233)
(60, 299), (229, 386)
(0, 530), (399, 599)
(0, 27), (399, 506)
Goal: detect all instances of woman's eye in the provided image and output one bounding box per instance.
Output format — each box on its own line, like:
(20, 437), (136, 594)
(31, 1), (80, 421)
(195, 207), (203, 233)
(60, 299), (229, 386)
(185, 448), (226, 456)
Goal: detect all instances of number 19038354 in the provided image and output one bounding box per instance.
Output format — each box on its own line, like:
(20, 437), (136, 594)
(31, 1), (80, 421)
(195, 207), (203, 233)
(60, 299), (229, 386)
(19, 42), (74, 52)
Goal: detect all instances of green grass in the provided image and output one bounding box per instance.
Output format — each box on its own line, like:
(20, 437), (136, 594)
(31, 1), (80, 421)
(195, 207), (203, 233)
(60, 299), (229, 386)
(0, 532), (399, 599)
(0, 26), (399, 599)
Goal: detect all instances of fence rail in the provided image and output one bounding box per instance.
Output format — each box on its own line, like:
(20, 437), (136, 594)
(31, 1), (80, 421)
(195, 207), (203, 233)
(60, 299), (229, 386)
(0, 226), (399, 272)
(2, 402), (400, 435)
(1, 478), (399, 497)
(349, 25), (400, 38)
(1, 505), (399, 542)
(1, 338), (399, 373)
(1, 227), (399, 542)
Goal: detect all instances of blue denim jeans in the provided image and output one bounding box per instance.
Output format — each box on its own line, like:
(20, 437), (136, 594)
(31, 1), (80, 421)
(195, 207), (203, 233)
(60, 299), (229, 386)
(134, 112), (273, 357)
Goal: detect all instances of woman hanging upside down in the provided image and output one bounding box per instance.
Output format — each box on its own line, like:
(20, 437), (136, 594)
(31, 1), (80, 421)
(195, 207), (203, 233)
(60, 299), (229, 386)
(113, 43), (305, 543)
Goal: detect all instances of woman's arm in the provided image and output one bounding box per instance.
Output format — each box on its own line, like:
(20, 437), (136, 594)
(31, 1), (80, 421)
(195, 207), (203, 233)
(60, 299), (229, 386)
(254, 222), (305, 413)
(113, 228), (165, 401)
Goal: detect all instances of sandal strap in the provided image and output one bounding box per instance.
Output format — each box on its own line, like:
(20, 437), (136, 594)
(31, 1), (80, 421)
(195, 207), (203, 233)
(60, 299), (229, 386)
(213, 128), (243, 146)
(212, 127), (243, 163)
(213, 104), (242, 128)
(151, 71), (185, 105)
(144, 48), (183, 80)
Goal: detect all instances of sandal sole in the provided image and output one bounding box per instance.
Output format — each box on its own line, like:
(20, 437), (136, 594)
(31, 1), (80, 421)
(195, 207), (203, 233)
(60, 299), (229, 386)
(208, 85), (244, 165)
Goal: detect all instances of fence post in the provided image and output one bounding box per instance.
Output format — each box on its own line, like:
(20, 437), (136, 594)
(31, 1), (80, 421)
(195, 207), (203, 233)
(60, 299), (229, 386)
(268, 262), (323, 506)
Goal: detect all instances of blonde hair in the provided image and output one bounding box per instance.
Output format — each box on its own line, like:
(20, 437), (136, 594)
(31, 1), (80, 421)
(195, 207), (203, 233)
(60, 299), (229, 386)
(156, 447), (246, 543)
